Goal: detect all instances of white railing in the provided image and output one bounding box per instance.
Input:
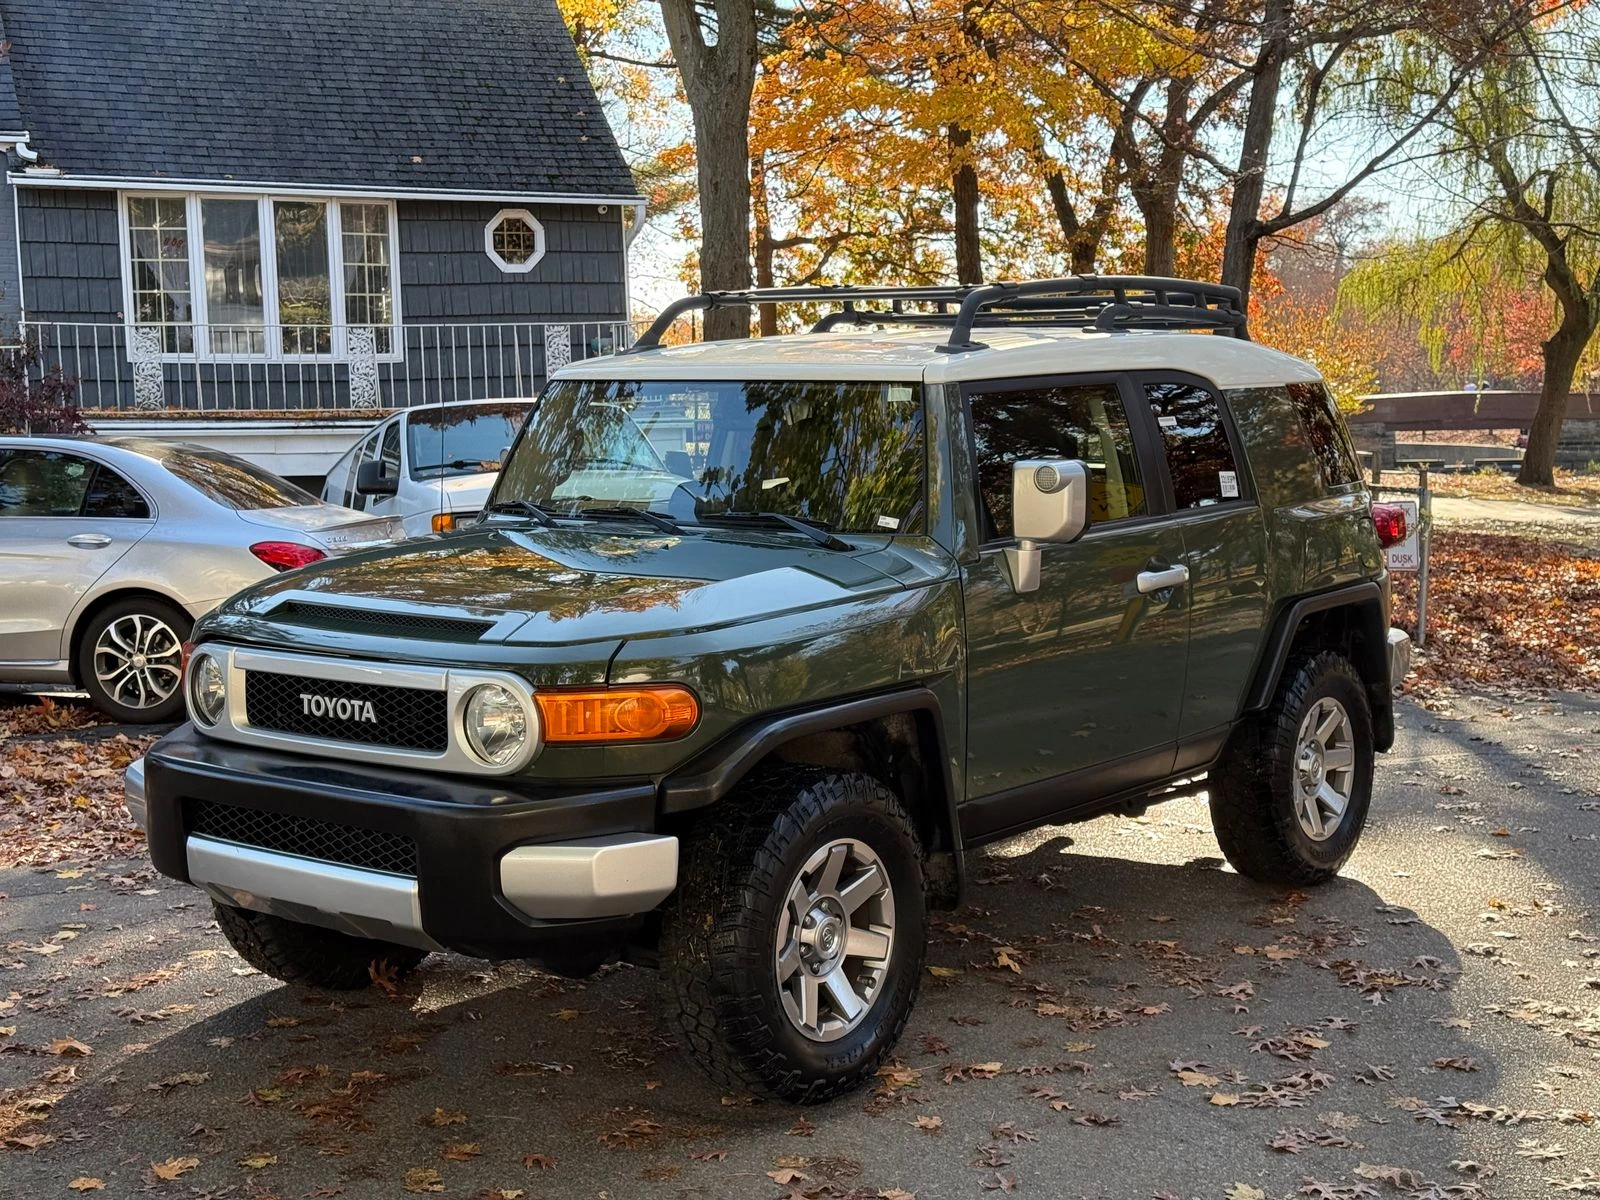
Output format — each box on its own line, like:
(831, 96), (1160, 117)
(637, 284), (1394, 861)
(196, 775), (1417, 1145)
(17, 320), (645, 412)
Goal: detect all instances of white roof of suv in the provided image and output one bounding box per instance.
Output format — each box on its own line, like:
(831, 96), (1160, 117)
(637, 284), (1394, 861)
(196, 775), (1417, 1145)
(557, 324), (1322, 391)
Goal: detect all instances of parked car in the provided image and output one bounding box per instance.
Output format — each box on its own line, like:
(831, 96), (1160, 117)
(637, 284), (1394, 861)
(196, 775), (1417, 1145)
(0, 437), (403, 723)
(320, 400), (535, 537)
(129, 277), (1411, 1102)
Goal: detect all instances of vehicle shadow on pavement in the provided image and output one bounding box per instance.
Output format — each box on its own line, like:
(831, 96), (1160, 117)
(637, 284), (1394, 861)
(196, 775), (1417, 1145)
(6, 831), (1508, 1200)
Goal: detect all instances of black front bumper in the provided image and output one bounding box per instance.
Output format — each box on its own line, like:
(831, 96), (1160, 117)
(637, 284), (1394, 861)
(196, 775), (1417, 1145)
(142, 724), (659, 959)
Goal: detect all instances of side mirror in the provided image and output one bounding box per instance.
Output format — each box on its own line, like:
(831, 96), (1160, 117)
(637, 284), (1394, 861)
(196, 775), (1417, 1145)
(663, 450), (693, 477)
(1005, 459), (1088, 594)
(355, 460), (399, 498)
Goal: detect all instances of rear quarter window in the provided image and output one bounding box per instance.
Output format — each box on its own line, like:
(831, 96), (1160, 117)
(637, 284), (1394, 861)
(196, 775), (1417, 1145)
(1287, 381), (1362, 489)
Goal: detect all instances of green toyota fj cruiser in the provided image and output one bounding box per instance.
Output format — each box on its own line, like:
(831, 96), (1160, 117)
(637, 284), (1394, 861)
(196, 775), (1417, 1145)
(128, 277), (1411, 1102)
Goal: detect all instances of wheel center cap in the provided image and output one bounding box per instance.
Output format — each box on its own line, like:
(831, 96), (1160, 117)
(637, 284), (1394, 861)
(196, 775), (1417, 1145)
(816, 916), (842, 958)
(130, 653), (147, 670)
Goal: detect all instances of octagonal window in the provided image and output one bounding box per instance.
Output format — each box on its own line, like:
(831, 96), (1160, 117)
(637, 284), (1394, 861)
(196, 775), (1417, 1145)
(485, 209), (545, 273)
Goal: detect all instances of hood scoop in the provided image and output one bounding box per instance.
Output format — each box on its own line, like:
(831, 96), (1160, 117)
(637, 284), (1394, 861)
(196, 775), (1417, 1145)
(269, 599), (496, 642)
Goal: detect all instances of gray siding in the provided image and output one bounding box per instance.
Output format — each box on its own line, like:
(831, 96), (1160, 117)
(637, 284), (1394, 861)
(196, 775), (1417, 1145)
(398, 200), (625, 323)
(18, 187), (630, 411)
(0, 175), (20, 324)
(17, 187), (120, 323)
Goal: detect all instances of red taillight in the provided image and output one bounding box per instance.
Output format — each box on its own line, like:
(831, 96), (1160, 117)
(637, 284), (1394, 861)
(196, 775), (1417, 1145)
(1371, 503), (1407, 549)
(250, 541), (327, 571)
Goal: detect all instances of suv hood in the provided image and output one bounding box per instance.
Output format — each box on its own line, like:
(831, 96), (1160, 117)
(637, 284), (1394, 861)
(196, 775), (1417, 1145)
(223, 524), (937, 646)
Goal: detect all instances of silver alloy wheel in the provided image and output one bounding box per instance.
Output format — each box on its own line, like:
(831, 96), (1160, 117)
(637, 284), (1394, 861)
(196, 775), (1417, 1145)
(1293, 696), (1357, 841)
(93, 613), (183, 710)
(774, 837), (896, 1042)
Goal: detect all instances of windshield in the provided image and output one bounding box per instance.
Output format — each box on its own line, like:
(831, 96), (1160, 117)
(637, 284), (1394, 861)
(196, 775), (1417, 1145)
(490, 379), (927, 535)
(159, 447), (318, 510)
(408, 402), (532, 479)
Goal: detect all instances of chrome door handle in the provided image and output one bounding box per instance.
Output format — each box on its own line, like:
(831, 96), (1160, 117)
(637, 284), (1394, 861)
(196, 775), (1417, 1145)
(67, 533), (112, 549)
(1136, 564), (1189, 594)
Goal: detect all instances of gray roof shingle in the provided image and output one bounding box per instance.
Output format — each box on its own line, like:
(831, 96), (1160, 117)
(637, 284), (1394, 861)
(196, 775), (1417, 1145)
(0, 0), (639, 198)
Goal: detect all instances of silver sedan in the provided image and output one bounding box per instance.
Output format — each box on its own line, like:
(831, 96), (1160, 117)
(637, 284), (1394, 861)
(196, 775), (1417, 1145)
(0, 436), (403, 723)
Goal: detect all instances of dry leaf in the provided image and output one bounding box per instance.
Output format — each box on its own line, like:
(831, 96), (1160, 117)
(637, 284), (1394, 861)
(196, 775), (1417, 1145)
(768, 1168), (810, 1184)
(1226, 1186), (1266, 1200)
(440, 1142), (481, 1162)
(48, 1037), (92, 1057)
(237, 1152), (278, 1169)
(521, 1153), (555, 1169)
(422, 1107), (467, 1127)
(403, 1166), (446, 1193)
(1210, 1093), (1241, 1106)
(150, 1157), (200, 1181)
(914, 1115), (944, 1134)
(68, 1180), (105, 1192)
(1178, 1070), (1221, 1087)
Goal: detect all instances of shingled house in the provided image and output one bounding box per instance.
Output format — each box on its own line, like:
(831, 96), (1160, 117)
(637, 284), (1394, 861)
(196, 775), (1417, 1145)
(0, 0), (642, 423)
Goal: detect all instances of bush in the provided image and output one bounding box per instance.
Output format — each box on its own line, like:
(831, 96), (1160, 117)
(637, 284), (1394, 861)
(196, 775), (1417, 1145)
(0, 335), (85, 435)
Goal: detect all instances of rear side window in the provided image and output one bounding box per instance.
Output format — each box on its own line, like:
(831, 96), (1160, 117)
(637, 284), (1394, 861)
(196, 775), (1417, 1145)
(968, 383), (1147, 539)
(1145, 381), (1244, 508)
(1287, 381), (1360, 488)
(82, 465), (151, 518)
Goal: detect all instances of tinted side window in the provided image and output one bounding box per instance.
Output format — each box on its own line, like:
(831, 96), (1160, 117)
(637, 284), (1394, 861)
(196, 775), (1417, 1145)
(968, 383), (1147, 539)
(1145, 381), (1244, 508)
(82, 465), (152, 518)
(1287, 381), (1360, 487)
(0, 449), (95, 516)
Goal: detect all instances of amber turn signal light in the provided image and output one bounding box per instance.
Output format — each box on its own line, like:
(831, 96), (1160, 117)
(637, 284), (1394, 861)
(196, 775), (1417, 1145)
(432, 512), (457, 533)
(535, 686), (699, 743)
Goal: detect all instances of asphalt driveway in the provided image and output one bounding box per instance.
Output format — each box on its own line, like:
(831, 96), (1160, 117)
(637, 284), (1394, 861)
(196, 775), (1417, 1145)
(2, 690), (1597, 1199)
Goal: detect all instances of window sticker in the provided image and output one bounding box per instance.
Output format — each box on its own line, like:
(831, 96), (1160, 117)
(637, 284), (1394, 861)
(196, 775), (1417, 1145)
(876, 514), (901, 530)
(1218, 470), (1239, 498)
(1157, 415), (1179, 431)
(65, 462), (86, 478)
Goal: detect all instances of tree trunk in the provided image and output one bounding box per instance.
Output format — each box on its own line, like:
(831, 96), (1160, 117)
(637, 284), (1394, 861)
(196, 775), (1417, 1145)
(1044, 170), (1100, 274)
(1520, 318), (1590, 486)
(1220, 0), (1291, 306)
(950, 124), (983, 285)
(658, 0), (758, 341)
(752, 152), (777, 337)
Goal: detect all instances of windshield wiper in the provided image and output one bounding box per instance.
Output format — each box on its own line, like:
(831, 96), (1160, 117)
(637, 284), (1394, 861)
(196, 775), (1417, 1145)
(414, 458), (498, 473)
(578, 506), (683, 534)
(694, 510), (853, 551)
(483, 499), (558, 526)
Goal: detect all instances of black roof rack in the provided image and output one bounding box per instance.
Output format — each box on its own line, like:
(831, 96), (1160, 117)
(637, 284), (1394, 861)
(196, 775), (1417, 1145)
(627, 275), (1248, 354)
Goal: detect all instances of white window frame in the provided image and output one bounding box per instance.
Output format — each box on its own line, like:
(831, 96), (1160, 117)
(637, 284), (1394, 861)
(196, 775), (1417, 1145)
(484, 207), (546, 274)
(116, 191), (403, 362)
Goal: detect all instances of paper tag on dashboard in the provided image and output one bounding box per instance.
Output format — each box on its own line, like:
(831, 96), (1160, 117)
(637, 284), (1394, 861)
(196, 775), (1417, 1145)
(1157, 415), (1179, 430)
(1218, 470), (1239, 498)
(876, 515), (901, 531)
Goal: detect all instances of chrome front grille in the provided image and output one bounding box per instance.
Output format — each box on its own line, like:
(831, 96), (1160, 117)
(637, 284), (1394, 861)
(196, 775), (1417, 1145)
(243, 670), (448, 752)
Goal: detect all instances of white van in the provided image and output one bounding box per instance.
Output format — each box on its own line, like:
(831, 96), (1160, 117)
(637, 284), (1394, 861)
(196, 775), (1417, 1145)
(321, 400), (534, 537)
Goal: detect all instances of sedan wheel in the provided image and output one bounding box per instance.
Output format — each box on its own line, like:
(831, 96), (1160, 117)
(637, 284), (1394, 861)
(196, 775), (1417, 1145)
(77, 598), (192, 724)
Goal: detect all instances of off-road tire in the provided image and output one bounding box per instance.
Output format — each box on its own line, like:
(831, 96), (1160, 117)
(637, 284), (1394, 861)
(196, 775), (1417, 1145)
(662, 767), (926, 1103)
(76, 596), (193, 725)
(1210, 651), (1375, 885)
(213, 902), (426, 991)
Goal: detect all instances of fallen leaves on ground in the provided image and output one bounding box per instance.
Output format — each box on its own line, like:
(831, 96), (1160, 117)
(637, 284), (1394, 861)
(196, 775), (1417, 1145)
(0, 718), (154, 868)
(1392, 532), (1600, 693)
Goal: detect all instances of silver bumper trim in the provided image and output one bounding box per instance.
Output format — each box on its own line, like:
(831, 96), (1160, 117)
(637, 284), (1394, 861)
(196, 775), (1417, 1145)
(186, 835), (441, 951)
(124, 757), (147, 832)
(500, 834), (679, 920)
(1387, 627), (1412, 687)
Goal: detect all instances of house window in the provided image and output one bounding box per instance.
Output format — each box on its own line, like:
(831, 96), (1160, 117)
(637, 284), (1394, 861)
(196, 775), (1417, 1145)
(126, 197), (194, 353)
(120, 193), (400, 359)
(485, 208), (545, 273)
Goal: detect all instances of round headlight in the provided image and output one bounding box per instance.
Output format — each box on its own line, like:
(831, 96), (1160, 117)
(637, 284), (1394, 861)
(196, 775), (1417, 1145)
(463, 683), (529, 767)
(188, 652), (226, 726)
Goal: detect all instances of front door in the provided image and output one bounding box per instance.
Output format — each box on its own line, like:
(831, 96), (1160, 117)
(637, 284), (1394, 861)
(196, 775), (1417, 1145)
(958, 377), (1188, 842)
(0, 448), (154, 664)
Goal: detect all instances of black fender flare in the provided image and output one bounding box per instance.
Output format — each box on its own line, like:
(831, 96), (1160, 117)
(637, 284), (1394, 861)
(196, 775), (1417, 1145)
(659, 687), (965, 889)
(1243, 581), (1395, 751)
